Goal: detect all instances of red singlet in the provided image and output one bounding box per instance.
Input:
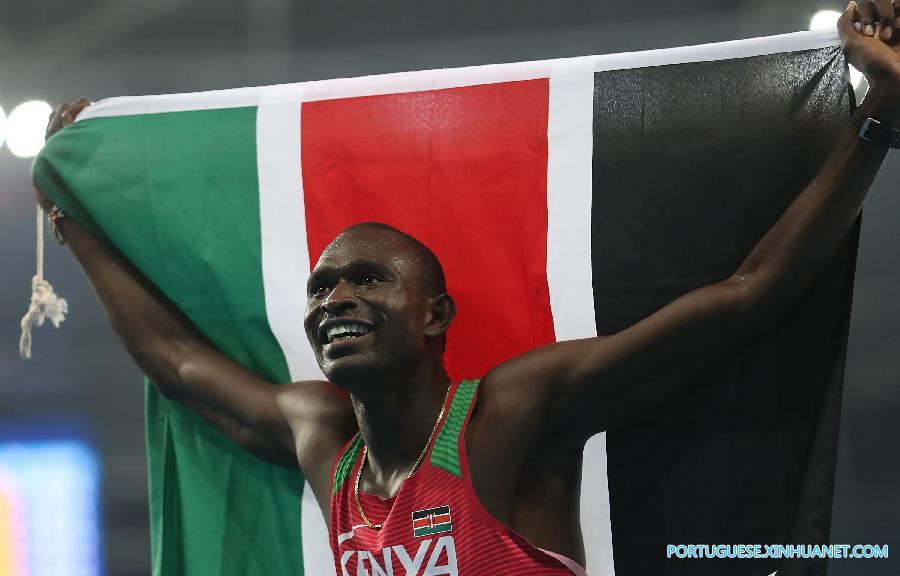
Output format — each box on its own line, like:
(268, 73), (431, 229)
(329, 379), (587, 576)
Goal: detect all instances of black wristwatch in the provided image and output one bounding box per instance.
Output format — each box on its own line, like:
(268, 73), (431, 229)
(850, 107), (900, 148)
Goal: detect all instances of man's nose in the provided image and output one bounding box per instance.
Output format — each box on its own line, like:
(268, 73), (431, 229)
(321, 280), (357, 315)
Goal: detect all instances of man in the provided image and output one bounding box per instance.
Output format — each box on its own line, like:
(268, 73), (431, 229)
(39, 3), (900, 574)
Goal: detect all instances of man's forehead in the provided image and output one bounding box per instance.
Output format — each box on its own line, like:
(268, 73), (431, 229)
(329, 228), (381, 247)
(314, 231), (414, 272)
(323, 227), (413, 256)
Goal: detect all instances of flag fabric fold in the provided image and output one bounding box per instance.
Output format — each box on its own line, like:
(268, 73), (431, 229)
(34, 29), (853, 576)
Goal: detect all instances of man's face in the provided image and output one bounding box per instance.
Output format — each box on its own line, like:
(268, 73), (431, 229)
(303, 230), (430, 385)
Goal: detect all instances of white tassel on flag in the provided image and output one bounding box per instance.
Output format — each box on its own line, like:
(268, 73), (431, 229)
(19, 205), (68, 359)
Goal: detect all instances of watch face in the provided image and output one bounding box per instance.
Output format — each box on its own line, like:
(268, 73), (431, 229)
(851, 107), (900, 147)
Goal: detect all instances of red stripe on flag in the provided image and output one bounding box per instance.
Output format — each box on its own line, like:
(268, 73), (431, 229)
(301, 80), (555, 379)
(431, 513), (451, 525)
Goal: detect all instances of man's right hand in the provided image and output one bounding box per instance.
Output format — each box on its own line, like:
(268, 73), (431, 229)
(37, 98), (93, 211)
(45, 97), (91, 141)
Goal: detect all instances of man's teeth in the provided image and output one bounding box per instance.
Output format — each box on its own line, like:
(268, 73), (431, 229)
(325, 322), (373, 343)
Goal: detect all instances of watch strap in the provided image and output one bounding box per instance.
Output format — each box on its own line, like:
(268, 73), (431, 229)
(850, 107), (900, 148)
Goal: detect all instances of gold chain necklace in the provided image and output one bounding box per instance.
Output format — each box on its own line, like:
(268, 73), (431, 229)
(354, 384), (452, 530)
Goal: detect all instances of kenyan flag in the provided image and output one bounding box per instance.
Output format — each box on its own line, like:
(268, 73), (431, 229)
(412, 506), (453, 538)
(34, 29), (853, 576)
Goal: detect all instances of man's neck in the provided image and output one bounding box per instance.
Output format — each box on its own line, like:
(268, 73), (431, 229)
(350, 360), (451, 498)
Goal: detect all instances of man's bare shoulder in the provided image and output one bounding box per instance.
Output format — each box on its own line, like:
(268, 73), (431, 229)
(276, 379), (358, 480)
(466, 355), (588, 540)
(475, 336), (613, 421)
(276, 379), (355, 431)
(467, 336), (617, 475)
(467, 345), (576, 456)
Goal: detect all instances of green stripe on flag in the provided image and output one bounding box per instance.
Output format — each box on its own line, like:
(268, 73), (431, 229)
(34, 108), (306, 576)
(413, 523), (453, 538)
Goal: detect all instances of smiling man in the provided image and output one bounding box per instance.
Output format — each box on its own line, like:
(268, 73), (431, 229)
(39, 3), (900, 574)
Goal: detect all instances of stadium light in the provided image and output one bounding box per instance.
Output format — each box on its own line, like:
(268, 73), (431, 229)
(809, 10), (842, 31)
(0, 440), (102, 575)
(809, 9), (867, 91)
(6, 100), (52, 158)
(0, 105), (6, 150)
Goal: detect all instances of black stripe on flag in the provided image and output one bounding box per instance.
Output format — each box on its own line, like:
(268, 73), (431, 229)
(590, 46), (852, 576)
(413, 505), (451, 520)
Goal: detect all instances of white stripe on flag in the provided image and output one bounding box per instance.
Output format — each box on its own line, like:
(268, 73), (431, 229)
(257, 102), (321, 381)
(547, 70), (616, 576)
(257, 101), (335, 576)
(79, 30), (839, 120)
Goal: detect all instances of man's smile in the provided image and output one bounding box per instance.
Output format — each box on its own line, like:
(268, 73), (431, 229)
(318, 317), (376, 347)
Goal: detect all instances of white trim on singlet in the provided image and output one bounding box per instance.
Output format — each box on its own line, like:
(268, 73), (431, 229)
(540, 548), (590, 576)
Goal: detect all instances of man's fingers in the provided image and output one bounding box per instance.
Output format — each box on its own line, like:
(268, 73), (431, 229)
(839, 2), (860, 41)
(839, 1), (874, 76)
(45, 104), (65, 141)
(71, 97), (91, 112)
(858, 0), (877, 35)
(45, 98), (93, 141)
(873, 0), (896, 39)
(51, 104), (64, 126)
(858, 0), (897, 39)
(59, 98), (92, 126)
(67, 97), (92, 123)
(844, 1), (864, 34)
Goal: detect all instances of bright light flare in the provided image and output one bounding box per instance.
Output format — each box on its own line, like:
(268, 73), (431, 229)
(809, 10), (867, 91)
(6, 100), (52, 158)
(0, 105), (6, 151)
(809, 10), (842, 31)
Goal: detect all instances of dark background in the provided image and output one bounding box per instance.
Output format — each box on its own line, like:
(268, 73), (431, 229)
(0, 1), (896, 574)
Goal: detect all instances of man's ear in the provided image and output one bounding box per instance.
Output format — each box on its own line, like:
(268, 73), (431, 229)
(424, 293), (455, 337)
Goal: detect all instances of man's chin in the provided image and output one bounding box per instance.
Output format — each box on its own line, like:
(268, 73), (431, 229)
(320, 355), (381, 388)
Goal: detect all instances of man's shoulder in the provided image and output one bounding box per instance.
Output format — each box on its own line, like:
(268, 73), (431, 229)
(280, 379), (358, 504)
(475, 355), (554, 418)
(277, 379), (354, 424)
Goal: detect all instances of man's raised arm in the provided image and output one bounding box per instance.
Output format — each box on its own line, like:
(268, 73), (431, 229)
(485, 1), (900, 440)
(37, 101), (356, 486)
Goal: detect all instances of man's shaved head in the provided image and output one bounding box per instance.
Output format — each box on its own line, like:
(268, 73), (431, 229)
(331, 222), (447, 298)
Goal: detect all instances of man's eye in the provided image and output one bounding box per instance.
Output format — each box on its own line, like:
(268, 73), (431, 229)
(360, 274), (379, 286)
(311, 285), (329, 297)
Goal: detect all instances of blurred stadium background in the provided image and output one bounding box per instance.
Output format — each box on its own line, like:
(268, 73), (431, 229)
(0, 1), (897, 574)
